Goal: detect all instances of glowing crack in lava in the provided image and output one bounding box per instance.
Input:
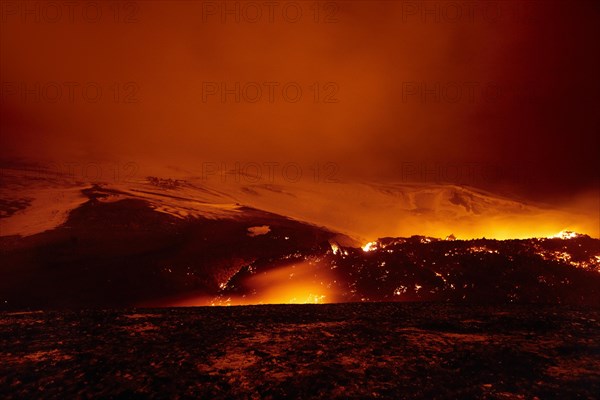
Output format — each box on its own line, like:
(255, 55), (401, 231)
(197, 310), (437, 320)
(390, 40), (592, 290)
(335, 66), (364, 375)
(362, 242), (378, 252)
(206, 261), (340, 306)
(550, 230), (582, 240)
(212, 262), (334, 306)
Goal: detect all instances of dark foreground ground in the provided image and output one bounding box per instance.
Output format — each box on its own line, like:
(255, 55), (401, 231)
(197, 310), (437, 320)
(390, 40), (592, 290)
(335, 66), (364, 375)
(1, 303), (599, 399)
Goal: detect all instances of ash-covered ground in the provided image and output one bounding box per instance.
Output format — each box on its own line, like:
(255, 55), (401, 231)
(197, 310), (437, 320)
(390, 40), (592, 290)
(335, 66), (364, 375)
(1, 303), (599, 399)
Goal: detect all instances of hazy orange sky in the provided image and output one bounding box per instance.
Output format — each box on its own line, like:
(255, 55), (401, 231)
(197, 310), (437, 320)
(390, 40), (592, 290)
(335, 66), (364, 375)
(1, 1), (599, 206)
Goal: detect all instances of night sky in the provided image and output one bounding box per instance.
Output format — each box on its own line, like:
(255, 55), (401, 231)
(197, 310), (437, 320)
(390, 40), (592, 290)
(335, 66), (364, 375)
(1, 1), (599, 207)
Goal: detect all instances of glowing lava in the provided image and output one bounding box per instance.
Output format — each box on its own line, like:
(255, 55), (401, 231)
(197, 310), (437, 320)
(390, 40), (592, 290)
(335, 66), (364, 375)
(362, 242), (378, 252)
(550, 231), (581, 240)
(209, 261), (339, 306)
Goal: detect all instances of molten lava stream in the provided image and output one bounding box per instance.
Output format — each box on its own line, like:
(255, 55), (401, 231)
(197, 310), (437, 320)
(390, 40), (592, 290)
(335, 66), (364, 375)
(212, 261), (340, 306)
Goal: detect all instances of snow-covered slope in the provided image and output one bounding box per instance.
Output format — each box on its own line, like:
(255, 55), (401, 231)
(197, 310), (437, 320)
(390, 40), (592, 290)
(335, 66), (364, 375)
(0, 165), (595, 241)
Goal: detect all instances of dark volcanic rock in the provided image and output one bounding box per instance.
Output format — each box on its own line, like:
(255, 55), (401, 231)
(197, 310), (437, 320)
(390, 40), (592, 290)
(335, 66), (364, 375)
(0, 304), (599, 399)
(0, 193), (339, 309)
(219, 235), (600, 306)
